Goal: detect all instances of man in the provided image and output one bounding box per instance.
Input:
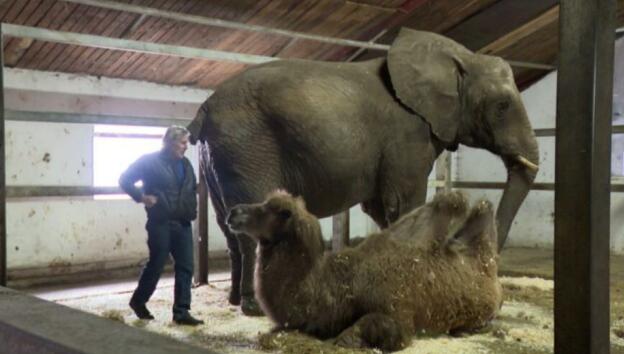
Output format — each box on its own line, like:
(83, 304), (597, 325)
(119, 126), (203, 326)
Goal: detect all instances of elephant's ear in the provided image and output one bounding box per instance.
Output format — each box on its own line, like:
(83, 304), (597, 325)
(388, 28), (471, 144)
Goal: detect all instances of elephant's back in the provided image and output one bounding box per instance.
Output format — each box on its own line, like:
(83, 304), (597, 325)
(199, 58), (417, 215)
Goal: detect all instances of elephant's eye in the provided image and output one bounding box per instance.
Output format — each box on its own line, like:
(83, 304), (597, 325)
(495, 101), (510, 119)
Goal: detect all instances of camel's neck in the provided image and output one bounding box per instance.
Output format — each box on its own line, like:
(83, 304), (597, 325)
(256, 240), (322, 326)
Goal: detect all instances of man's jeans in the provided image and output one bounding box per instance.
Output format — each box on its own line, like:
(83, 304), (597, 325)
(130, 220), (194, 315)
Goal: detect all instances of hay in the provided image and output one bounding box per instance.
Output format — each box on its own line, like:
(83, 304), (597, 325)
(55, 274), (624, 353)
(101, 309), (125, 323)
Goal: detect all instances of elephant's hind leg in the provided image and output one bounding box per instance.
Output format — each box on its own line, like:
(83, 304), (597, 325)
(210, 150), (284, 316)
(205, 168), (242, 306)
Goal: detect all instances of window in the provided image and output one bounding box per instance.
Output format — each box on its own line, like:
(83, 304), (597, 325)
(93, 125), (166, 193)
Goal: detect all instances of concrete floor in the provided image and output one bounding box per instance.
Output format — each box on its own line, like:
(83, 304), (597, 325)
(23, 247), (624, 354)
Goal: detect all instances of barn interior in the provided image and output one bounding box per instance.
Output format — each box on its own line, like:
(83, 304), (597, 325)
(0, 0), (622, 353)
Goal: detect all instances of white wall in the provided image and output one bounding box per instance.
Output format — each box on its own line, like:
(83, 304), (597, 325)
(5, 69), (213, 272)
(5, 68), (382, 275)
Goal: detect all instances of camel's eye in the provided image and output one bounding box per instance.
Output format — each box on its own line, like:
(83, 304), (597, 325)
(278, 209), (292, 220)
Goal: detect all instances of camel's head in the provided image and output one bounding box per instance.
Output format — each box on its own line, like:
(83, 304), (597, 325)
(227, 190), (323, 252)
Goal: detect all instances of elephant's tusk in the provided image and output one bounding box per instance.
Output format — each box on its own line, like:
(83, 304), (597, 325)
(516, 155), (539, 173)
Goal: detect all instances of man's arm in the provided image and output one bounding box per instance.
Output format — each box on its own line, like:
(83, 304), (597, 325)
(119, 157), (146, 203)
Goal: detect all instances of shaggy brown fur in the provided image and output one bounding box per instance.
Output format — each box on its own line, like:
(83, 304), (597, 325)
(226, 191), (503, 351)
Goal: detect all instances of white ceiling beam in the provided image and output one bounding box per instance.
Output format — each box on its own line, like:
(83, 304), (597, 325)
(2, 24), (277, 65)
(2, 23), (554, 71)
(4, 68), (212, 103)
(62, 0), (392, 51)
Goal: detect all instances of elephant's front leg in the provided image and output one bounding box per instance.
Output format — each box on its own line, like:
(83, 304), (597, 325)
(236, 233), (264, 316)
(333, 313), (409, 351)
(361, 197), (388, 229)
(378, 144), (433, 225)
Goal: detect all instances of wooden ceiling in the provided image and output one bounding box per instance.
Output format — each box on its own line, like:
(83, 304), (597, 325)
(0, 0), (622, 91)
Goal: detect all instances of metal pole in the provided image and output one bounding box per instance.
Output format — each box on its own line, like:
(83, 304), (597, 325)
(0, 24), (6, 287)
(555, 0), (615, 353)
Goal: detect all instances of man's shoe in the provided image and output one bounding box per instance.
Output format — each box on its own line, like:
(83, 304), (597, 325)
(129, 300), (154, 320)
(173, 312), (204, 326)
(241, 296), (264, 317)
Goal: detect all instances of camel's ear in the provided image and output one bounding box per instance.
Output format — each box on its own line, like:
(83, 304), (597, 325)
(294, 195), (306, 209)
(387, 28), (473, 144)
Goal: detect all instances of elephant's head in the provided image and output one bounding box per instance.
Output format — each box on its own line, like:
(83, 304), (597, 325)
(388, 28), (539, 251)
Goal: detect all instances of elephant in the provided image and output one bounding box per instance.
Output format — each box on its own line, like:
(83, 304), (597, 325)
(188, 28), (539, 316)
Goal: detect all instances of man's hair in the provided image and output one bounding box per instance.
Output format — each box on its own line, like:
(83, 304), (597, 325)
(163, 125), (190, 144)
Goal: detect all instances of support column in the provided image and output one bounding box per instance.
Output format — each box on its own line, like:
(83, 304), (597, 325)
(435, 151), (452, 193)
(0, 24), (6, 287)
(555, 1), (616, 353)
(332, 212), (349, 252)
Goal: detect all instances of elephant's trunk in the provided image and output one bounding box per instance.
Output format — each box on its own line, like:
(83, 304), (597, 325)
(496, 144), (539, 252)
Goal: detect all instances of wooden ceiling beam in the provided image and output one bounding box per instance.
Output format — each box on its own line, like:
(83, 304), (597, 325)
(444, 0), (558, 51)
(478, 6), (559, 56)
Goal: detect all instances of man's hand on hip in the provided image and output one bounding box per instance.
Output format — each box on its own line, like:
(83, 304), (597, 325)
(141, 194), (158, 208)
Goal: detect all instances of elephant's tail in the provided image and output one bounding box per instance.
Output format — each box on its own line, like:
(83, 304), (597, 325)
(188, 100), (211, 145)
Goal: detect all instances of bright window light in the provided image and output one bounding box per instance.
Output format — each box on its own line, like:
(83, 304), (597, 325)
(93, 125), (166, 188)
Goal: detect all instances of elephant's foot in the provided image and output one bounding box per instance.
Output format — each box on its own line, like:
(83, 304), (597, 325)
(241, 295), (264, 317)
(228, 286), (241, 306)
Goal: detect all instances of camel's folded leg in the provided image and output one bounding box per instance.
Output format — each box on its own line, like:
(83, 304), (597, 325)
(333, 313), (409, 351)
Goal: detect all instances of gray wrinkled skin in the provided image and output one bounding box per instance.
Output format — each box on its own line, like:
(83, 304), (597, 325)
(189, 29), (539, 305)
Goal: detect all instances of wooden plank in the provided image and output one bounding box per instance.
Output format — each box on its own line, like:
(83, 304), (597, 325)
(15, 2), (79, 69)
(554, 0), (615, 352)
(120, 0), (199, 83)
(56, 5), (124, 74)
(103, 0), (173, 77)
(37, 4), (90, 69)
(3, 0), (41, 66)
(0, 0), (27, 23)
(478, 6), (559, 55)
(116, 0), (193, 79)
(444, 0), (558, 51)
(47, 4), (103, 72)
(67, 8), (132, 73)
(354, 0), (497, 61)
(78, 0), (154, 75)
